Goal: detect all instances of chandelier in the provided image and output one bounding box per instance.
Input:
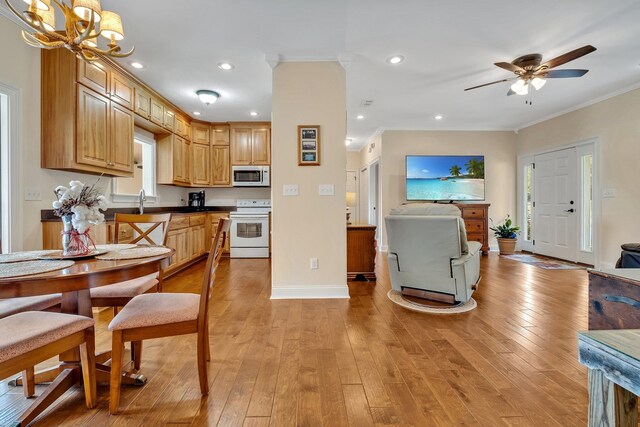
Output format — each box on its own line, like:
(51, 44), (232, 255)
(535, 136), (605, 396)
(3, 0), (134, 62)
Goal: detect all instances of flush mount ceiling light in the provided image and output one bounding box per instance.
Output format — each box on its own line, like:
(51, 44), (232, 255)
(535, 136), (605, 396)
(217, 62), (235, 70)
(4, 0), (134, 62)
(196, 90), (220, 105)
(356, 114), (365, 120)
(249, 111), (259, 116)
(387, 55), (404, 65)
(193, 111), (201, 116)
(434, 114), (445, 120)
(130, 62), (144, 69)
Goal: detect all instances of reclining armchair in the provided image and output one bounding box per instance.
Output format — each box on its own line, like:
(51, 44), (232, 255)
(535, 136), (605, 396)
(385, 204), (481, 304)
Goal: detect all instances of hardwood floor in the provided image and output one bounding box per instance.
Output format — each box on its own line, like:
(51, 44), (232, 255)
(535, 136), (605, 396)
(0, 253), (592, 426)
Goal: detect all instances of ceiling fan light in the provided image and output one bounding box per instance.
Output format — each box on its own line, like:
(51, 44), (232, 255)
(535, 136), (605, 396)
(510, 79), (529, 95)
(531, 77), (547, 91)
(100, 11), (124, 41)
(73, 0), (102, 22)
(197, 90), (220, 105)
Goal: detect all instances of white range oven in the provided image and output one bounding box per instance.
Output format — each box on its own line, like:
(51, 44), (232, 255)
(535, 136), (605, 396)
(229, 199), (271, 258)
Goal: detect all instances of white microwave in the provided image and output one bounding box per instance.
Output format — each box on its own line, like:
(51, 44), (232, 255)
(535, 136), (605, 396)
(231, 166), (270, 187)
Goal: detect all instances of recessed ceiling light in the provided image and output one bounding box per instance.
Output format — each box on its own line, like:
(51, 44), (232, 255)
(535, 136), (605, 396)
(218, 62), (235, 70)
(130, 62), (144, 69)
(356, 114), (365, 120)
(434, 114), (445, 120)
(193, 111), (201, 116)
(249, 111), (259, 116)
(345, 138), (352, 146)
(387, 55), (404, 65)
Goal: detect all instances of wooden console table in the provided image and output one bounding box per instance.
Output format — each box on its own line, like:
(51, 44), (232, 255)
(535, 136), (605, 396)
(347, 224), (376, 281)
(578, 329), (640, 426)
(588, 269), (640, 330)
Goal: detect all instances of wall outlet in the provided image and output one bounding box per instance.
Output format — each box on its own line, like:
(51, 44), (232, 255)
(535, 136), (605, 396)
(283, 184), (299, 196)
(25, 187), (42, 201)
(319, 184), (334, 196)
(310, 257), (318, 269)
(603, 188), (616, 198)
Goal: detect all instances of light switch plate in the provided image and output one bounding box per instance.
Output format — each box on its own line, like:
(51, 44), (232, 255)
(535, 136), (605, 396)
(25, 187), (42, 201)
(283, 184), (299, 196)
(319, 184), (335, 196)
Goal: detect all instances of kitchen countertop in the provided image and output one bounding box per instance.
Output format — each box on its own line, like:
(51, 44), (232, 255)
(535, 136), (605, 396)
(41, 206), (236, 222)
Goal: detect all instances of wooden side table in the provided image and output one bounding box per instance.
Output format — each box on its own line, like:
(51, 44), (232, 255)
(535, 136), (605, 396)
(578, 329), (640, 426)
(347, 224), (376, 281)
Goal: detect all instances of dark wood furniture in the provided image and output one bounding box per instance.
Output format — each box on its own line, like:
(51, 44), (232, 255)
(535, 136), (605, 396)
(347, 224), (376, 281)
(0, 250), (173, 402)
(588, 269), (640, 330)
(578, 329), (640, 426)
(454, 203), (491, 254)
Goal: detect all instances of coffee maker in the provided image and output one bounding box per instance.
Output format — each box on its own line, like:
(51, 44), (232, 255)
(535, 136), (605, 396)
(188, 190), (205, 208)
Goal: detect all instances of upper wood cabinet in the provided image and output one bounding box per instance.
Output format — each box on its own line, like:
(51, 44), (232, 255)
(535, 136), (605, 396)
(211, 145), (231, 186)
(157, 134), (190, 186)
(175, 115), (191, 140)
(134, 88), (152, 119)
(191, 123), (210, 145)
(77, 59), (109, 95)
(211, 125), (230, 146)
(191, 143), (211, 186)
(230, 124), (271, 166)
(109, 102), (135, 173)
(150, 97), (164, 126)
(109, 72), (134, 110)
(163, 107), (175, 131)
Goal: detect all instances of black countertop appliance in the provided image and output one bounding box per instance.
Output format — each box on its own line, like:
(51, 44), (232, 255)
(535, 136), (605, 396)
(188, 190), (205, 208)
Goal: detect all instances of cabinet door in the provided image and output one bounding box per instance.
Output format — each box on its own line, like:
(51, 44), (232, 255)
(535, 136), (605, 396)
(191, 123), (210, 145)
(212, 125), (230, 146)
(163, 107), (175, 131)
(190, 225), (206, 257)
(150, 98), (164, 125)
(166, 228), (189, 268)
(134, 88), (151, 119)
(172, 136), (188, 183)
(211, 145), (231, 186)
(182, 140), (191, 184)
(191, 143), (211, 186)
(251, 128), (271, 165)
(76, 85), (109, 169)
(109, 102), (134, 173)
(77, 60), (109, 95)
(176, 116), (187, 138)
(231, 128), (252, 165)
(109, 72), (134, 110)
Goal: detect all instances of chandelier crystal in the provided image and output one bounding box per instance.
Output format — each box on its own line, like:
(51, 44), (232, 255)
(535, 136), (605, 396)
(4, 0), (134, 62)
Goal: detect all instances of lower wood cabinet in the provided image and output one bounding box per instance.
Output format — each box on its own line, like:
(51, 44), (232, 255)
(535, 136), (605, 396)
(347, 224), (377, 281)
(208, 213), (231, 254)
(166, 227), (189, 271)
(42, 222), (109, 250)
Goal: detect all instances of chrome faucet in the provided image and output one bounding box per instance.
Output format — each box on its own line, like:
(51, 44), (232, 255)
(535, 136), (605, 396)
(138, 188), (146, 214)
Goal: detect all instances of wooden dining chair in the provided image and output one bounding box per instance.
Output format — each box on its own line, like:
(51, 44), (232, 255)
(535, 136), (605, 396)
(0, 311), (97, 426)
(90, 213), (172, 308)
(107, 217), (230, 414)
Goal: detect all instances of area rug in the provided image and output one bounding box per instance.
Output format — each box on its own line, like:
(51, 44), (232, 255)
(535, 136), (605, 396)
(387, 290), (477, 314)
(502, 254), (586, 270)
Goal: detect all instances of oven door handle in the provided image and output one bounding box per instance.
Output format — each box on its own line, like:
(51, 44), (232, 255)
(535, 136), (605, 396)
(230, 216), (269, 221)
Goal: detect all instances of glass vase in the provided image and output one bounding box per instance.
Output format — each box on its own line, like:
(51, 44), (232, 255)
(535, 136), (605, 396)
(61, 215), (92, 256)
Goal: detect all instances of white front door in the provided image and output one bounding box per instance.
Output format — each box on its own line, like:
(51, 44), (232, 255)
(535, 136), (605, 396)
(534, 148), (578, 261)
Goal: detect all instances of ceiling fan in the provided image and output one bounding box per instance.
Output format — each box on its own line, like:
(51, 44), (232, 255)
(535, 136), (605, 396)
(464, 45), (596, 96)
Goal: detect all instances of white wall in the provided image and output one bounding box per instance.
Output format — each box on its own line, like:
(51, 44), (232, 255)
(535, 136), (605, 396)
(0, 15), (185, 250)
(271, 62), (347, 298)
(379, 130), (518, 249)
(516, 88), (640, 267)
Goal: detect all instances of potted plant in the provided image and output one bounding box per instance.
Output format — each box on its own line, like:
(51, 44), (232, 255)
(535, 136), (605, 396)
(490, 215), (520, 255)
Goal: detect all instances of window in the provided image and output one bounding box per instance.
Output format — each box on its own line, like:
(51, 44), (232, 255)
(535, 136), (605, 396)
(113, 131), (156, 201)
(524, 163), (534, 241)
(581, 154), (593, 252)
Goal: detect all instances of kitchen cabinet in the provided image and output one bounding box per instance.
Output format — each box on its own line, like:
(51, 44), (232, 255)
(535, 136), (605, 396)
(134, 88), (152, 119)
(157, 134), (190, 186)
(163, 106), (175, 131)
(176, 115), (191, 140)
(109, 71), (134, 110)
(190, 220), (207, 258)
(211, 146), (231, 186)
(191, 123), (210, 145)
(191, 143), (211, 186)
(150, 97), (164, 126)
(166, 228), (189, 270)
(211, 124), (230, 146)
(208, 213), (231, 254)
(42, 222), (109, 250)
(75, 84), (134, 174)
(77, 59), (109, 95)
(230, 123), (271, 166)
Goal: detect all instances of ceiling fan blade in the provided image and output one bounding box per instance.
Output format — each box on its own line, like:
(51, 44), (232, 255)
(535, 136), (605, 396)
(541, 45), (596, 69)
(545, 69), (589, 78)
(464, 78), (515, 91)
(494, 62), (524, 73)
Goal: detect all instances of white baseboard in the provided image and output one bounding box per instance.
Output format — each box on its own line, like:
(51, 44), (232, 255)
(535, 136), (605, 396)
(271, 285), (350, 299)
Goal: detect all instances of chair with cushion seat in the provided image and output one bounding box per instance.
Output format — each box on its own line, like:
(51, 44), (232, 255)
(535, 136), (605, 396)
(107, 217), (230, 414)
(90, 213), (171, 368)
(385, 203), (481, 304)
(0, 311), (97, 426)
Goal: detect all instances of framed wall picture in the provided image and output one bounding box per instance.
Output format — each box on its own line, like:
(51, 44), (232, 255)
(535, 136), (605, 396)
(298, 125), (320, 166)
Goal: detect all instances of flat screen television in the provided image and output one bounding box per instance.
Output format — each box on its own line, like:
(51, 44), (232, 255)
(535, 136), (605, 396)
(406, 155), (485, 201)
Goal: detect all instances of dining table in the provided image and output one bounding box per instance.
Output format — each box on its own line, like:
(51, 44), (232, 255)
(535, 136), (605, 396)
(0, 246), (174, 411)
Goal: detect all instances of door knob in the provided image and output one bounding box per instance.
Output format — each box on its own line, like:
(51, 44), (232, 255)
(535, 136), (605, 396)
(565, 208), (575, 213)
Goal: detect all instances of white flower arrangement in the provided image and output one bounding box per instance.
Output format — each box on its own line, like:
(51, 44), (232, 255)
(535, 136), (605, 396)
(53, 180), (107, 234)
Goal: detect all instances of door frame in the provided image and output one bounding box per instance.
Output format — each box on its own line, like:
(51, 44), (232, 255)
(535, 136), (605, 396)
(346, 169), (359, 222)
(368, 160), (381, 242)
(517, 137), (601, 267)
(0, 82), (23, 253)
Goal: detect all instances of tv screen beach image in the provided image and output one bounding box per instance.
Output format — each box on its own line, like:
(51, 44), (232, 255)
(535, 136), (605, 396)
(406, 155), (485, 201)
